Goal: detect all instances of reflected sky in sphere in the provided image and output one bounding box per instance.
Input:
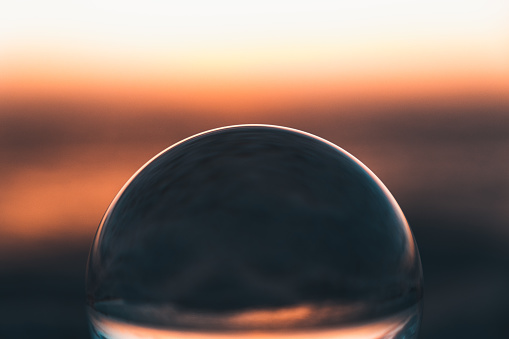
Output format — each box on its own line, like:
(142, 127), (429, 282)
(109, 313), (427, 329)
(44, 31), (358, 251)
(86, 125), (422, 336)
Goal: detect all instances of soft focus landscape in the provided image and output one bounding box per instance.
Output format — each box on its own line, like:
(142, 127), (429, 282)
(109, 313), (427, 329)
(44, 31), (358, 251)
(1, 1), (509, 338)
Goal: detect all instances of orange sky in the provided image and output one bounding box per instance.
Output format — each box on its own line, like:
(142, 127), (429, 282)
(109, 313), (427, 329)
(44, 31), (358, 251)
(1, 0), (509, 113)
(89, 303), (416, 339)
(1, 1), (509, 254)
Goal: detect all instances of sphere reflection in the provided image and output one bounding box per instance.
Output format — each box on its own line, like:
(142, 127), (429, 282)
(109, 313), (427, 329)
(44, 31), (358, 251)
(86, 125), (422, 338)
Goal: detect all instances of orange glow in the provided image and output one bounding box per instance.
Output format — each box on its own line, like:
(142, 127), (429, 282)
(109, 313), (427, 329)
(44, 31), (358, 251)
(88, 304), (416, 339)
(2, 57), (509, 114)
(0, 145), (151, 245)
(225, 305), (314, 328)
(2, 0), (509, 114)
(2, 37), (509, 114)
(1, 0), (508, 253)
(90, 319), (408, 339)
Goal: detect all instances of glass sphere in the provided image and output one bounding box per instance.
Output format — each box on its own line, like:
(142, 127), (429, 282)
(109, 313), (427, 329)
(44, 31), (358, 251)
(86, 125), (422, 339)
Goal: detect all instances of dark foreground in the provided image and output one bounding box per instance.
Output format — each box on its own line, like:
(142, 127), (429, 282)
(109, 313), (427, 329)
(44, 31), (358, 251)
(1, 102), (508, 338)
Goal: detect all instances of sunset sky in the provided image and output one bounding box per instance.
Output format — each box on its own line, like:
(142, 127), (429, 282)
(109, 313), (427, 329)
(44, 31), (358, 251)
(1, 0), (509, 248)
(1, 2), (509, 338)
(1, 0), (508, 112)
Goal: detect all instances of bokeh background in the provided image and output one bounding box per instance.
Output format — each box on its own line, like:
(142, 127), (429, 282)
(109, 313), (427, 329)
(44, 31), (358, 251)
(1, 1), (508, 338)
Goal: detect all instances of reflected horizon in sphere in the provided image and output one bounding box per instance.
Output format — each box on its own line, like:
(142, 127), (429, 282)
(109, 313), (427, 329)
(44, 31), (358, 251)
(86, 125), (423, 339)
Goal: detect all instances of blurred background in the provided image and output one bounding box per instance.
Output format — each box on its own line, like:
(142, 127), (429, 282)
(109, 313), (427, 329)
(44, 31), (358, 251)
(1, 1), (508, 338)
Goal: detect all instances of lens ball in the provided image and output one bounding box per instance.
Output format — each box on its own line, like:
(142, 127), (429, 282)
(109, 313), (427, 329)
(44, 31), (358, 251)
(87, 125), (423, 338)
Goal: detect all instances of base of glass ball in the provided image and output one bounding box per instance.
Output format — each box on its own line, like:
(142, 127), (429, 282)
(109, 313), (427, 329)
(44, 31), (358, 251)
(88, 301), (421, 339)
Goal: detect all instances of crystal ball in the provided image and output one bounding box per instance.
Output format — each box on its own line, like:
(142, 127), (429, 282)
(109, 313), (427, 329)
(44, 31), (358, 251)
(86, 125), (423, 338)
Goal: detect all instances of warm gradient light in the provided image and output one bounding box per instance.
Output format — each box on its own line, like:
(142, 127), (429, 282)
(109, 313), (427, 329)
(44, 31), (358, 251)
(1, 1), (508, 253)
(88, 304), (416, 339)
(1, 1), (509, 112)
